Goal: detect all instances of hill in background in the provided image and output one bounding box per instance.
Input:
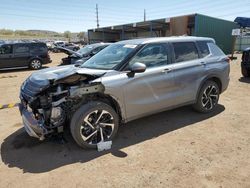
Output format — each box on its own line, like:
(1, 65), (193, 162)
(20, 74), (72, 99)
(0, 29), (85, 42)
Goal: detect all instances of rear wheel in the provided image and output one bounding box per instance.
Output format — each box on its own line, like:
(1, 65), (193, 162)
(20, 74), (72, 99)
(241, 66), (250, 77)
(193, 80), (220, 113)
(30, 59), (42, 70)
(70, 101), (119, 149)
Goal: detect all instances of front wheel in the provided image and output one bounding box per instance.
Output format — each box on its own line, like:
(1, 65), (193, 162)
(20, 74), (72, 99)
(193, 80), (220, 113)
(70, 101), (119, 149)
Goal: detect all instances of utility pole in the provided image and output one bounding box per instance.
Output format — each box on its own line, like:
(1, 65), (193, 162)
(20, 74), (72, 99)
(96, 4), (99, 28)
(144, 9), (146, 21)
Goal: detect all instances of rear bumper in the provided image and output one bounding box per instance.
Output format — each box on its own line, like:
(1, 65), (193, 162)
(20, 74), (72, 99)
(19, 103), (46, 140)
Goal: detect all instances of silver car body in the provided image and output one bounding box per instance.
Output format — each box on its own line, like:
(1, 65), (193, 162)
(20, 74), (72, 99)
(19, 36), (230, 141)
(78, 36), (230, 122)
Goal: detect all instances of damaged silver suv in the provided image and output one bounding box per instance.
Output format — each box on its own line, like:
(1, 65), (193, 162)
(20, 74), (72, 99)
(19, 37), (230, 149)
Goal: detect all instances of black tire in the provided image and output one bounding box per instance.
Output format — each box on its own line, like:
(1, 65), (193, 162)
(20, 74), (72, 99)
(241, 66), (250, 77)
(193, 80), (220, 113)
(70, 101), (119, 149)
(29, 59), (42, 70)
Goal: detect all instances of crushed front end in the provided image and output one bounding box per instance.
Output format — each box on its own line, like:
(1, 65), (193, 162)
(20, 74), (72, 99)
(19, 69), (105, 140)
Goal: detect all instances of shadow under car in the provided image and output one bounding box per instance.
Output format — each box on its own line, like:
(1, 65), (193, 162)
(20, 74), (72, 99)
(1, 105), (225, 173)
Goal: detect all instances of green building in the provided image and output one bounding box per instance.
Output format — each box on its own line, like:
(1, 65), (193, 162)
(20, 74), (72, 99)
(88, 13), (238, 54)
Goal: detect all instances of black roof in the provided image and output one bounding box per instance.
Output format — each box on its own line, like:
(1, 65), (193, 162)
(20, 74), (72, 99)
(234, 17), (250, 28)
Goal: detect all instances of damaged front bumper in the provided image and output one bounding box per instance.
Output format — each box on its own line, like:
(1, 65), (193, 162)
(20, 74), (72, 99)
(19, 102), (47, 140)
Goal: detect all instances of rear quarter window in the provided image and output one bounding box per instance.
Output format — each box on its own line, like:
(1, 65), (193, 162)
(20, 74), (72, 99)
(173, 42), (199, 63)
(208, 43), (225, 57)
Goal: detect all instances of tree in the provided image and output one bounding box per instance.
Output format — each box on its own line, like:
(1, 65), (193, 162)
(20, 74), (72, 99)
(63, 31), (71, 42)
(77, 32), (85, 41)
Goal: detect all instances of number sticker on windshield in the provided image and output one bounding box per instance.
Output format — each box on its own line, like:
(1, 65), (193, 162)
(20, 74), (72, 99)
(123, 44), (137, 48)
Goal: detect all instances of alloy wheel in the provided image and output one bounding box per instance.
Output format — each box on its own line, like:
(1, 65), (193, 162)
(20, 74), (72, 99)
(31, 59), (41, 69)
(201, 85), (219, 110)
(80, 109), (115, 145)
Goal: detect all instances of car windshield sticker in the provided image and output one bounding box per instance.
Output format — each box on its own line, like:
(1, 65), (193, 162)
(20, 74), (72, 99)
(124, 44), (137, 48)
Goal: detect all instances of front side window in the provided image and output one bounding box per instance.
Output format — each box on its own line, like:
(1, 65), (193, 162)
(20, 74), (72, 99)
(129, 43), (168, 68)
(0, 45), (13, 54)
(14, 44), (29, 53)
(173, 42), (199, 63)
(81, 44), (136, 70)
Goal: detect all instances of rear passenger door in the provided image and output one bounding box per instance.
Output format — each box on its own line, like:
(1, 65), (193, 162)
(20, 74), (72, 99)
(170, 42), (205, 104)
(12, 44), (30, 67)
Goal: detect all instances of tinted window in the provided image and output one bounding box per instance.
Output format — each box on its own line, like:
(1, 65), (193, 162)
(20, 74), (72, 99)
(173, 42), (199, 63)
(14, 44), (29, 53)
(30, 43), (47, 53)
(129, 43), (168, 68)
(0, 45), (13, 54)
(197, 41), (210, 57)
(242, 51), (250, 62)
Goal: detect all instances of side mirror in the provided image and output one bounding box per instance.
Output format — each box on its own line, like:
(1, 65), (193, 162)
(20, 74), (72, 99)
(127, 62), (146, 77)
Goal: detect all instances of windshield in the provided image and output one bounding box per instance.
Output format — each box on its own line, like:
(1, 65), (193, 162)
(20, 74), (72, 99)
(77, 45), (96, 56)
(81, 43), (137, 70)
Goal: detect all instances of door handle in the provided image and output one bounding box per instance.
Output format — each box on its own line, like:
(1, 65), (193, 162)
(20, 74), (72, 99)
(161, 68), (172, 73)
(200, 62), (206, 66)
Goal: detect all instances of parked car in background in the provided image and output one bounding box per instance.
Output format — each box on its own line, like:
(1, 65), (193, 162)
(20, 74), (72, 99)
(241, 47), (250, 77)
(19, 37), (230, 149)
(0, 42), (51, 70)
(52, 42), (80, 53)
(60, 42), (111, 65)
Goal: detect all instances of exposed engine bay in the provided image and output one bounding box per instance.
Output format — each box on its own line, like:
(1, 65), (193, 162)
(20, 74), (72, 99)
(19, 68), (105, 140)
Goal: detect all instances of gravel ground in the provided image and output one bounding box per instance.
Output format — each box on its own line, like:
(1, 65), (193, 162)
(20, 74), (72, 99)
(0, 53), (249, 188)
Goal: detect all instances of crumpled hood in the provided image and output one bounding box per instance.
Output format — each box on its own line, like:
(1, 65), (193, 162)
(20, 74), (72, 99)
(30, 65), (107, 85)
(21, 65), (108, 101)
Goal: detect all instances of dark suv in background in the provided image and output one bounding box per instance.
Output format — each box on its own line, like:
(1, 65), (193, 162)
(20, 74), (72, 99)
(241, 47), (250, 77)
(60, 43), (111, 65)
(0, 42), (51, 70)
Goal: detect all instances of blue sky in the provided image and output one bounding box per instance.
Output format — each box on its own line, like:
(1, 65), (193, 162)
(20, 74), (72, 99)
(0, 0), (250, 32)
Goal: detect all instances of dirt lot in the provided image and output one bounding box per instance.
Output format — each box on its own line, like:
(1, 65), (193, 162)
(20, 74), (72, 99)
(0, 53), (249, 188)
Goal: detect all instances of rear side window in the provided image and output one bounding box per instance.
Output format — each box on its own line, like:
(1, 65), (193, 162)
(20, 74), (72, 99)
(30, 43), (47, 53)
(14, 44), (29, 53)
(173, 42), (199, 63)
(197, 41), (210, 57)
